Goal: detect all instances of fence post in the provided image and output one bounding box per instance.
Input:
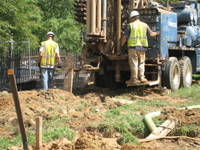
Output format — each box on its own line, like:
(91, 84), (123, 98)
(9, 43), (14, 69)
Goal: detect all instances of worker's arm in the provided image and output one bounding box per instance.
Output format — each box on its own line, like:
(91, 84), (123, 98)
(56, 53), (61, 67)
(121, 36), (128, 46)
(121, 25), (130, 46)
(150, 32), (158, 37)
(38, 52), (43, 63)
(147, 25), (159, 37)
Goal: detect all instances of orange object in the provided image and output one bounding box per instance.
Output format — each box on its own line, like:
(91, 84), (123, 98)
(8, 69), (14, 75)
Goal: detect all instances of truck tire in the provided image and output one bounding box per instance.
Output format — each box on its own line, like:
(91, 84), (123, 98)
(163, 57), (180, 91)
(104, 71), (119, 89)
(179, 56), (192, 89)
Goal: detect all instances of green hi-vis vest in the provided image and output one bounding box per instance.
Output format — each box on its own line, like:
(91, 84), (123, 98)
(40, 40), (58, 66)
(128, 20), (148, 47)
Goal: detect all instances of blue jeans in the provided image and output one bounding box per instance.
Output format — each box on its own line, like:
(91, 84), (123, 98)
(41, 68), (54, 90)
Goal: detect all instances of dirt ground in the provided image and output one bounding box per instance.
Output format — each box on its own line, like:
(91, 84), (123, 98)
(1, 87), (200, 150)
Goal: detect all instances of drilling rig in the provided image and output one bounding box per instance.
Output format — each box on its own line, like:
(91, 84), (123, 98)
(74, 0), (200, 91)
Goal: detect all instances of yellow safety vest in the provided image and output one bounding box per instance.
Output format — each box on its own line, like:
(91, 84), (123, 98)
(40, 40), (58, 66)
(128, 20), (148, 47)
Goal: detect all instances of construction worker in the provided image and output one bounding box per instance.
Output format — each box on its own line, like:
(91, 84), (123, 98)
(121, 11), (158, 84)
(38, 31), (61, 90)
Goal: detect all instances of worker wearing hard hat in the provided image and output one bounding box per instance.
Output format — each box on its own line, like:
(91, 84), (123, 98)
(121, 11), (158, 84)
(38, 31), (61, 90)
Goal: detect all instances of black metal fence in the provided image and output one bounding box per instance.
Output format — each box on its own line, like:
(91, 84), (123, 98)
(0, 44), (82, 91)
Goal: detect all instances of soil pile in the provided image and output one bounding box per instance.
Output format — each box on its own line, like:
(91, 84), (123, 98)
(1, 88), (200, 150)
(158, 107), (200, 125)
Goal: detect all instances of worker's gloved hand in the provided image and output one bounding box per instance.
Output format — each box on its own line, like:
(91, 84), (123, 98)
(38, 63), (40, 68)
(57, 65), (61, 68)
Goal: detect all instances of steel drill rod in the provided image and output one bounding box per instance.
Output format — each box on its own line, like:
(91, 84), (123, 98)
(8, 69), (28, 150)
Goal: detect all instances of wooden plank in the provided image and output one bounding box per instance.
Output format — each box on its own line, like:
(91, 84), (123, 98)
(64, 57), (74, 92)
(127, 81), (159, 86)
(8, 69), (29, 150)
(36, 117), (42, 150)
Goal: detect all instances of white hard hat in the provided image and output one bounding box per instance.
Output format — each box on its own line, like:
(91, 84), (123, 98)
(47, 31), (54, 37)
(130, 11), (139, 18)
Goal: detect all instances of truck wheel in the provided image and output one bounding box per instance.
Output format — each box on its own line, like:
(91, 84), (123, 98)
(163, 57), (180, 91)
(179, 56), (192, 89)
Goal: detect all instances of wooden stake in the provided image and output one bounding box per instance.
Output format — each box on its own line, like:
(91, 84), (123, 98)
(64, 57), (74, 92)
(8, 69), (29, 150)
(36, 117), (42, 150)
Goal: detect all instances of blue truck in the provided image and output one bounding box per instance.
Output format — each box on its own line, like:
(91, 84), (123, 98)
(74, 0), (200, 91)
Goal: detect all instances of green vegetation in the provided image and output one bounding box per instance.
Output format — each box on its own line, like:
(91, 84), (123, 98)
(0, 117), (74, 150)
(169, 124), (199, 137)
(76, 100), (89, 111)
(88, 76), (200, 146)
(90, 104), (151, 144)
(0, 93), (8, 97)
(59, 95), (64, 100)
(0, 0), (85, 52)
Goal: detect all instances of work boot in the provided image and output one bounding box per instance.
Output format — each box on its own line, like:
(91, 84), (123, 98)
(140, 77), (148, 83)
(126, 79), (140, 84)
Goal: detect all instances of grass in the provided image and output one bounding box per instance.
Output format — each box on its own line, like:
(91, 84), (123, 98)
(75, 100), (89, 111)
(2, 75), (200, 148)
(91, 104), (151, 145)
(90, 76), (200, 146)
(169, 124), (199, 137)
(0, 117), (74, 150)
(0, 93), (8, 97)
(59, 95), (64, 100)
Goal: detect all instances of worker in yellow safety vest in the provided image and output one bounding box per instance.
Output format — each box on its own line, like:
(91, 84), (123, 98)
(38, 31), (61, 90)
(121, 11), (159, 84)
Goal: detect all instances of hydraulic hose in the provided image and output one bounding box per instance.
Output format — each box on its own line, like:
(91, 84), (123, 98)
(144, 105), (200, 132)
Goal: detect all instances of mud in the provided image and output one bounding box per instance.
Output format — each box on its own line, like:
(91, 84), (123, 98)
(158, 107), (200, 125)
(1, 88), (200, 150)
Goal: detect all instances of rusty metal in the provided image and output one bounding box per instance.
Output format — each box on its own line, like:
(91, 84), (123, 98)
(86, 0), (91, 34)
(8, 69), (29, 150)
(74, 0), (86, 24)
(117, 0), (122, 55)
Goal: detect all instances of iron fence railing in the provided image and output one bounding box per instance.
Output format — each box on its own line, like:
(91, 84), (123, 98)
(0, 46), (82, 91)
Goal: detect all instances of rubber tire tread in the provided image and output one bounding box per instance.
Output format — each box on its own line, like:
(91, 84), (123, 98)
(179, 56), (192, 89)
(162, 57), (181, 91)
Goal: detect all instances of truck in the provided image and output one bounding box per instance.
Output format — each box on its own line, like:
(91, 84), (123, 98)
(74, 0), (200, 91)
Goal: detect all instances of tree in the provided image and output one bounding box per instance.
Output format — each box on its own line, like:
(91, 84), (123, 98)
(0, 0), (43, 49)
(36, 0), (85, 53)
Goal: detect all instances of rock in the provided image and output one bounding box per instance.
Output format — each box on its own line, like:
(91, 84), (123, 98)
(29, 106), (35, 111)
(115, 132), (121, 137)
(2, 91), (8, 94)
(24, 119), (36, 127)
(72, 112), (84, 118)
(8, 117), (17, 123)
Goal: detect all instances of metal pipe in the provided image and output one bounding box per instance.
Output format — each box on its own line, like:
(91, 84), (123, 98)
(97, 0), (102, 34)
(86, 0), (91, 34)
(102, 0), (107, 37)
(91, 0), (96, 34)
(117, 0), (121, 55)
